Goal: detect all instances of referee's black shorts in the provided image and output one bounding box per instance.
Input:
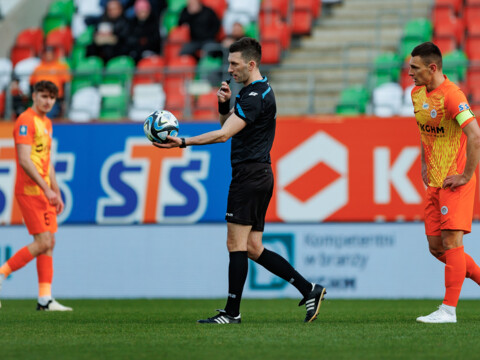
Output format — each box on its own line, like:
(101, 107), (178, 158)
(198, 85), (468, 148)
(225, 162), (274, 232)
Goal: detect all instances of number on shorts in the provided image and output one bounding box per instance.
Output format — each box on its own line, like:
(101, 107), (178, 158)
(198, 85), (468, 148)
(44, 212), (50, 226)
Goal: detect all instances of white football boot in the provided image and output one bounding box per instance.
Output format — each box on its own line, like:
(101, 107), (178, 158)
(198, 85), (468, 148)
(416, 304), (456, 323)
(37, 298), (73, 311)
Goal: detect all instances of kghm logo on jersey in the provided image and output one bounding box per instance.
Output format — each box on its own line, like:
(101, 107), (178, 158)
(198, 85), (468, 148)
(416, 121), (444, 134)
(422, 103), (429, 110)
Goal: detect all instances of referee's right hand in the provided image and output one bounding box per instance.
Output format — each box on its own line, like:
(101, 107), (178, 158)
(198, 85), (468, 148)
(217, 81), (231, 103)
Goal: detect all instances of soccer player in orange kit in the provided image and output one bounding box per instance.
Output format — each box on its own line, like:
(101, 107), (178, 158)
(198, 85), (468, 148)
(0, 80), (72, 311)
(410, 42), (480, 323)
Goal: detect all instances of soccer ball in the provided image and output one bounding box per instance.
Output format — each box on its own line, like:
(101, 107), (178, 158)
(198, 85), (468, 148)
(143, 110), (179, 144)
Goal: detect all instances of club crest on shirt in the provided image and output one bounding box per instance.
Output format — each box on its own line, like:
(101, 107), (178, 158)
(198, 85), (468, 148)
(430, 109), (437, 118)
(19, 125), (27, 136)
(441, 206), (448, 215)
(422, 103), (429, 110)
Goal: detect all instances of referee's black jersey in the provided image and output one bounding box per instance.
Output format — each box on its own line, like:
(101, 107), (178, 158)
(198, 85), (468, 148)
(231, 76), (276, 165)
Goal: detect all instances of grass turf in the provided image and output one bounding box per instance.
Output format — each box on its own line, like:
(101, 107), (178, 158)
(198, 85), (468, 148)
(1, 299), (480, 360)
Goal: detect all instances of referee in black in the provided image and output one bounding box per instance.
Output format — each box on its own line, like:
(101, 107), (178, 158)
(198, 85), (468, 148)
(154, 37), (326, 324)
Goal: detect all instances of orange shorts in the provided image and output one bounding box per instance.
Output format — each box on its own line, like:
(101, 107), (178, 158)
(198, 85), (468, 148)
(15, 194), (58, 235)
(424, 175), (476, 236)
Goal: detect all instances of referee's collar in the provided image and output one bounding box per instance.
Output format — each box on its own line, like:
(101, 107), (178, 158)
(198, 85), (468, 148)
(251, 76), (267, 85)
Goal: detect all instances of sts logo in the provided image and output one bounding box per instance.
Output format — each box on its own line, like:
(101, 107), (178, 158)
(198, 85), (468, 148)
(96, 137), (210, 224)
(0, 138), (74, 225)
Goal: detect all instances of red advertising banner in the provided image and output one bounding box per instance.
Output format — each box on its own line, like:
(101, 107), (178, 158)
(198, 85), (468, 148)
(267, 116), (480, 222)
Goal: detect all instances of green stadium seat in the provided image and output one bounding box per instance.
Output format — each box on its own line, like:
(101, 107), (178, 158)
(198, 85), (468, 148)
(76, 26), (95, 47)
(244, 22), (260, 40)
(370, 52), (402, 87)
(399, 37), (421, 60)
(167, 0), (187, 13)
(103, 56), (135, 85)
(47, 0), (74, 24)
(196, 55), (222, 84)
(336, 85), (369, 114)
(71, 56), (104, 94)
(100, 92), (128, 121)
(403, 18), (433, 42)
(42, 15), (68, 35)
(443, 49), (468, 81)
(162, 10), (180, 35)
(70, 45), (87, 69)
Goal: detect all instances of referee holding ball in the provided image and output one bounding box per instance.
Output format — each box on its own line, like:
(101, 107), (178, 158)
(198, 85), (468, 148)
(154, 37), (326, 324)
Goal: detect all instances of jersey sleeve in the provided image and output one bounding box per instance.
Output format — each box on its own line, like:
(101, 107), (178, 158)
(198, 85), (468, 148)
(234, 93), (263, 125)
(445, 88), (475, 128)
(13, 112), (35, 145)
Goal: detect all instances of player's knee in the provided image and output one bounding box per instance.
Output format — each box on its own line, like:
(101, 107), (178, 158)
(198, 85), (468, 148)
(247, 243), (263, 260)
(429, 247), (444, 258)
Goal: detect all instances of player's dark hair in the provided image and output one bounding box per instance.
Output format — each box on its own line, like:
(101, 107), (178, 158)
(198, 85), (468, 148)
(229, 37), (262, 66)
(411, 42), (443, 70)
(33, 80), (58, 98)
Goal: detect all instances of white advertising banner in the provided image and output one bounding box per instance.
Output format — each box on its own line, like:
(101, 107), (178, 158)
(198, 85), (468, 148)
(1, 223), (480, 299)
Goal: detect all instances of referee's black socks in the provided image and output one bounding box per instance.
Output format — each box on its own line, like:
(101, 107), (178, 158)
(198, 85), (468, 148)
(256, 248), (312, 298)
(224, 251), (248, 317)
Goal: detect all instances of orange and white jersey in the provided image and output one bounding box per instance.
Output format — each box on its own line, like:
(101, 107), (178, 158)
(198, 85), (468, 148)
(13, 107), (53, 195)
(411, 76), (476, 188)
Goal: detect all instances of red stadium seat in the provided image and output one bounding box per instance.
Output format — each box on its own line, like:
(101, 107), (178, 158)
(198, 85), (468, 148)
(164, 25), (190, 63)
(435, 0), (463, 14)
(166, 55), (196, 78)
(202, 0), (227, 19)
(260, 0), (289, 20)
(464, 35), (480, 60)
(291, 1), (314, 36)
(45, 27), (73, 56)
(133, 55), (165, 86)
(260, 39), (282, 64)
(464, 5), (480, 35)
(193, 90), (219, 120)
(10, 45), (36, 66)
(433, 35), (457, 54)
(433, 11), (464, 45)
(15, 27), (44, 56)
(261, 18), (291, 50)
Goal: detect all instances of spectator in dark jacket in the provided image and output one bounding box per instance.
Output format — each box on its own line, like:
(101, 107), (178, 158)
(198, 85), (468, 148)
(127, 0), (162, 62)
(87, 0), (130, 63)
(178, 0), (220, 59)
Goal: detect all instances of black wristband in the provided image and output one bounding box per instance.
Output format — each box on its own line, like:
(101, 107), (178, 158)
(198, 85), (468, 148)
(218, 101), (230, 115)
(179, 137), (187, 148)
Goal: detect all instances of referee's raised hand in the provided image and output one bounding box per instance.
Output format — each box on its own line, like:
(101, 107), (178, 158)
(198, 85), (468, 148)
(217, 81), (231, 103)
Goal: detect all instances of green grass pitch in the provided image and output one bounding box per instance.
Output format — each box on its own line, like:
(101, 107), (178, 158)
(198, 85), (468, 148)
(1, 299), (480, 359)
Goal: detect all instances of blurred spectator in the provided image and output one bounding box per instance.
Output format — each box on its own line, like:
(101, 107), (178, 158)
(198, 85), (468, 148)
(223, 0), (259, 35)
(87, 0), (130, 63)
(127, 0), (162, 63)
(11, 77), (28, 118)
(178, 0), (220, 59)
(29, 47), (71, 118)
(221, 21), (246, 50)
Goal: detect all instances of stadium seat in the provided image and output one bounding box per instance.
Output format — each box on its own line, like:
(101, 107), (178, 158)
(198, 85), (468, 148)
(0, 58), (12, 91)
(103, 56), (136, 85)
(70, 44), (87, 68)
(71, 56), (103, 93)
(432, 35), (457, 55)
(443, 49), (468, 81)
(100, 90), (128, 121)
(291, 0), (314, 36)
(14, 57), (41, 94)
(129, 84), (166, 121)
(196, 55), (223, 85)
(46, 27), (73, 56)
(464, 5), (480, 36)
(372, 82), (403, 116)
(336, 85), (369, 114)
(202, 0), (227, 19)
(68, 86), (101, 122)
(260, 17), (291, 50)
(433, 10), (464, 44)
(260, 39), (282, 64)
(167, 0), (187, 13)
(76, 0), (103, 17)
(42, 15), (69, 35)
(260, 0), (289, 20)
(193, 90), (219, 120)
(166, 55), (196, 81)
(371, 52), (402, 87)
(10, 45), (36, 67)
(434, 0), (463, 14)
(164, 25), (190, 63)
(403, 18), (433, 43)
(399, 38), (419, 60)
(133, 55), (165, 86)
(75, 26), (95, 47)
(15, 28), (44, 56)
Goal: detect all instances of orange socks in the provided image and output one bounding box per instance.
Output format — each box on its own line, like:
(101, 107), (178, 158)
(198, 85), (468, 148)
(443, 246), (466, 307)
(0, 246), (34, 277)
(437, 250), (480, 285)
(37, 254), (53, 298)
